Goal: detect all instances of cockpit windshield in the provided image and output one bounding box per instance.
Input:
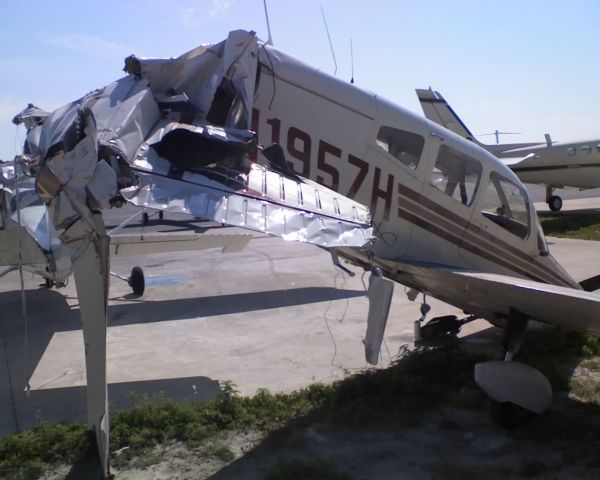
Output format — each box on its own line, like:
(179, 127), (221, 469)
(480, 172), (530, 239)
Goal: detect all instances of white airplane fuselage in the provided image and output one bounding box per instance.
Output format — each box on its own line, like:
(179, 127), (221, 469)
(252, 46), (578, 316)
(501, 140), (600, 190)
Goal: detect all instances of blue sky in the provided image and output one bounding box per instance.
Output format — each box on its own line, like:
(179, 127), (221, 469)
(2, 0), (599, 160)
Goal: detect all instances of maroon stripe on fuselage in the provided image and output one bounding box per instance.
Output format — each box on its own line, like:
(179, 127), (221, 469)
(396, 183), (571, 286)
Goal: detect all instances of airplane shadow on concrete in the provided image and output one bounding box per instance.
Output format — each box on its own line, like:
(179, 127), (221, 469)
(0, 285), (364, 436)
(107, 287), (365, 327)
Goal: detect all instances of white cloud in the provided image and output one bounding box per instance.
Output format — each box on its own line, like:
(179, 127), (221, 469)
(209, 0), (233, 17)
(178, 0), (233, 26)
(42, 33), (134, 59)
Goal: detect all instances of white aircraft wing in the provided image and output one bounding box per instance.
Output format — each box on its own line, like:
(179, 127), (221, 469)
(382, 257), (600, 335)
(121, 123), (372, 248)
(452, 270), (600, 334)
(500, 153), (537, 168)
(109, 232), (251, 256)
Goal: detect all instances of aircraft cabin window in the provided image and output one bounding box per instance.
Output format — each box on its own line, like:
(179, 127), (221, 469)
(480, 172), (530, 239)
(376, 126), (424, 170)
(582, 145), (592, 155)
(430, 144), (482, 206)
(568, 147), (577, 156)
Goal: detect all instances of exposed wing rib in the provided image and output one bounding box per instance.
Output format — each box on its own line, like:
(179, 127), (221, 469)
(123, 130), (372, 248)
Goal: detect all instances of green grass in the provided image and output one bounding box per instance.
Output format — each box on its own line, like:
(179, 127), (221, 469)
(540, 213), (600, 240)
(1, 334), (598, 479)
(0, 421), (93, 480)
(0, 343), (481, 479)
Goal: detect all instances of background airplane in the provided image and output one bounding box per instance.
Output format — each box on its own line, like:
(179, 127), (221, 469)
(11, 30), (600, 476)
(416, 88), (600, 211)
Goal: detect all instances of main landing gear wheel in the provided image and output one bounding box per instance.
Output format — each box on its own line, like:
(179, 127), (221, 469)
(142, 212), (149, 224)
(490, 400), (535, 429)
(548, 195), (563, 212)
(128, 266), (145, 296)
(158, 211), (164, 220)
(44, 278), (55, 289)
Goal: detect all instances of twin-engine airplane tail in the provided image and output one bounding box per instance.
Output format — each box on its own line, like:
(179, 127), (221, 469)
(415, 88), (543, 154)
(416, 87), (600, 212)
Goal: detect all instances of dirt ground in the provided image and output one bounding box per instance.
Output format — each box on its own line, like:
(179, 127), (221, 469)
(40, 390), (600, 480)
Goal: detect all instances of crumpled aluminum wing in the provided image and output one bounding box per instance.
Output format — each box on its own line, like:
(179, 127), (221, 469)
(123, 138), (372, 247)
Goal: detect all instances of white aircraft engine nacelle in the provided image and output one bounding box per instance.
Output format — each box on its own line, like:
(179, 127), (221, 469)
(475, 361), (552, 414)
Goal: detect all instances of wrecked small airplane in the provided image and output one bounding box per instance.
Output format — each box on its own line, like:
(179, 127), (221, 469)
(11, 30), (600, 477)
(417, 88), (600, 211)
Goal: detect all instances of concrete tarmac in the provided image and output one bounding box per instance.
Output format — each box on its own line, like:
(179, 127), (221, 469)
(0, 226), (461, 435)
(2, 199), (600, 435)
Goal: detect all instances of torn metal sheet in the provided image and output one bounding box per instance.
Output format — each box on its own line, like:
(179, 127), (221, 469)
(124, 30), (258, 130)
(125, 122), (371, 247)
(0, 161), (72, 282)
(124, 168), (370, 248)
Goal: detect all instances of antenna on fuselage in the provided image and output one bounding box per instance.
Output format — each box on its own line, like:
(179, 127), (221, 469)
(320, 6), (337, 75)
(263, 0), (273, 45)
(350, 38), (354, 83)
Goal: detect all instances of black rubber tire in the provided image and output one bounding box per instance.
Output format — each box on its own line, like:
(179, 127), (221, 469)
(128, 266), (145, 296)
(490, 401), (535, 429)
(548, 195), (563, 212)
(44, 277), (55, 289)
(158, 211), (164, 220)
(142, 212), (149, 224)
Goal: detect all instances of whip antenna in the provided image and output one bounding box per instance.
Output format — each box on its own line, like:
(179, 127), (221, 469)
(263, 0), (273, 45)
(350, 38), (354, 83)
(320, 6), (337, 75)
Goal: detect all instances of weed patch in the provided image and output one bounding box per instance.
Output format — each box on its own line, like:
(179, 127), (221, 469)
(0, 420), (92, 480)
(541, 213), (600, 240)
